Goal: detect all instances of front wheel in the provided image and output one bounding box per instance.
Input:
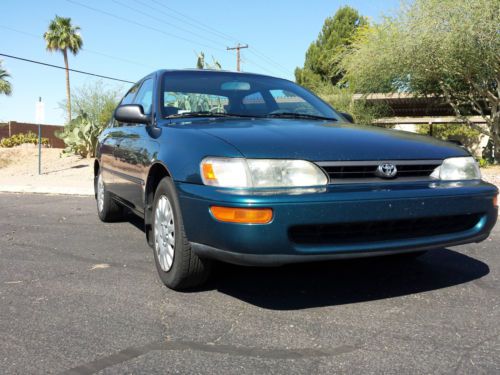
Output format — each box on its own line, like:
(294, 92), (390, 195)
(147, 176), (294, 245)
(152, 177), (211, 290)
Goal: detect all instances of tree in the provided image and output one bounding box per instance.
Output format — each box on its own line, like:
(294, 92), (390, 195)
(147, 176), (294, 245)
(57, 80), (121, 158)
(44, 15), (83, 123)
(295, 6), (367, 90)
(60, 80), (121, 128)
(341, 0), (500, 161)
(0, 60), (12, 95)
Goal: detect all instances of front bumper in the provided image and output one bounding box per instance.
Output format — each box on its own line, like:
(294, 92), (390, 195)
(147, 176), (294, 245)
(176, 180), (498, 266)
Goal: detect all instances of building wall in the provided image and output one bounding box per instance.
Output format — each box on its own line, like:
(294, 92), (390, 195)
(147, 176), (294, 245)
(0, 121), (66, 148)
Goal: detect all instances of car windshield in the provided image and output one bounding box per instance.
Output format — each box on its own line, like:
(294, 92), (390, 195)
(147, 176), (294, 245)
(161, 71), (341, 121)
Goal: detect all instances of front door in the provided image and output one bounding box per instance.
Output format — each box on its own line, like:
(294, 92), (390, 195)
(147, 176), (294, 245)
(112, 78), (155, 211)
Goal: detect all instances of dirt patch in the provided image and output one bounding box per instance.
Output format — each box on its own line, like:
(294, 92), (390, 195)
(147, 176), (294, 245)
(481, 165), (500, 189)
(0, 145), (94, 195)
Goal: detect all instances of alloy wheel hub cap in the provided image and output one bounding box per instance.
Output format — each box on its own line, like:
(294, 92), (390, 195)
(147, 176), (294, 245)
(154, 195), (175, 272)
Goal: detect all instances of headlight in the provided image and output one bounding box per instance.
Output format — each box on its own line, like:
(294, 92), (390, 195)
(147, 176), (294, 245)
(201, 157), (328, 188)
(430, 157), (481, 181)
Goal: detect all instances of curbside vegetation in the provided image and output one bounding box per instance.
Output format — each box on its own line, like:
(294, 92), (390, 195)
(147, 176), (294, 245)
(0, 131), (49, 148)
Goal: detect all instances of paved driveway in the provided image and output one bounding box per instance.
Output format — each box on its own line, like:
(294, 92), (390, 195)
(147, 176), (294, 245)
(0, 193), (498, 374)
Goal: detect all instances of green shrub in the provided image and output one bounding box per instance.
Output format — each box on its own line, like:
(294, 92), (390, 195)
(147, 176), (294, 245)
(478, 158), (489, 168)
(0, 131), (49, 148)
(417, 124), (483, 157)
(316, 85), (390, 126)
(56, 115), (103, 158)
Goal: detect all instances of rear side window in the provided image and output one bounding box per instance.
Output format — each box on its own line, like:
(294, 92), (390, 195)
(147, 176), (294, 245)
(134, 78), (154, 115)
(120, 84), (140, 105)
(242, 92), (268, 115)
(269, 89), (321, 116)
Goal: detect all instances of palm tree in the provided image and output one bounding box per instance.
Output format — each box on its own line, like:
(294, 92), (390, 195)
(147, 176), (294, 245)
(44, 15), (83, 122)
(0, 60), (12, 95)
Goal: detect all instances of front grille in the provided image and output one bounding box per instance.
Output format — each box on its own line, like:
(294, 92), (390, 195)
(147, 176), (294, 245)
(316, 160), (442, 183)
(289, 213), (482, 245)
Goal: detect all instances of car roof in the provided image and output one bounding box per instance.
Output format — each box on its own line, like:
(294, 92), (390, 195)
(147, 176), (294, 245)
(156, 69), (282, 80)
(132, 69), (293, 89)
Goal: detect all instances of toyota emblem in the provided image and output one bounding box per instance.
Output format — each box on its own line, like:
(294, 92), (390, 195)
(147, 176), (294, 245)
(376, 163), (397, 178)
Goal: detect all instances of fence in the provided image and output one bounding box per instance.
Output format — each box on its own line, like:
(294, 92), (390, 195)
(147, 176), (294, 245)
(0, 121), (65, 148)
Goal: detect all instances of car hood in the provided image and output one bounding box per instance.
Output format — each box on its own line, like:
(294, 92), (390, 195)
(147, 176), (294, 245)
(176, 118), (469, 161)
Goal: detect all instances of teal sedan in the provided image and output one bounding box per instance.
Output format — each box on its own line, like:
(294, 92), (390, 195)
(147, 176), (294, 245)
(95, 70), (498, 290)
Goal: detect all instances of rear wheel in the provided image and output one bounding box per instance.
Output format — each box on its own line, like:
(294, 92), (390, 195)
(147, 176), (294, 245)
(95, 169), (124, 222)
(152, 177), (211, 290)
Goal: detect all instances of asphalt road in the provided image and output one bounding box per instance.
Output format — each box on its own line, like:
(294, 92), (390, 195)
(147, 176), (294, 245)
(0, 193), (499, 374)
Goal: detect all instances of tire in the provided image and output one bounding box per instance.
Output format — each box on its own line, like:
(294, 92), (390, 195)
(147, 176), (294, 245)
(152, 177), (211, 290)
(95, 169), (124, 222)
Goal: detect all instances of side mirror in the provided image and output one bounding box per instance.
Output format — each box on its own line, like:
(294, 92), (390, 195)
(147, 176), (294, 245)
(114, 104), (151, 125)
(340, 112), (355, 123)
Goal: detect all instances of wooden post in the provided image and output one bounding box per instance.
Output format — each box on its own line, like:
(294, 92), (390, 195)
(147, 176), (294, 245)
(227, 44), (249, 72)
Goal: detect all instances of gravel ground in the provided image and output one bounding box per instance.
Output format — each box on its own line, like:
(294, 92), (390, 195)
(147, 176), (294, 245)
(0, 146), (93, 194)
(481, 165), (500, 188)
(0, 193), (499, 374)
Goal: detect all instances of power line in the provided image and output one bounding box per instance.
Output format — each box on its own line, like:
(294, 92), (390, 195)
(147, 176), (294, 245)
(248, 49), (294, 76)
(147, 0), (293, 77)
(0, 24), (155, 69)
(128, 0), (281, 75)
(0, 23), (289, 79)
(113, 0), (225, 50)
(65, 0), (293, 77)
(149, 0), (237, 44)
(241, 56), (280, 76)
(66, 0), (226, 53)
(0, 53), (135, 83)
(68, 0), (289, 77)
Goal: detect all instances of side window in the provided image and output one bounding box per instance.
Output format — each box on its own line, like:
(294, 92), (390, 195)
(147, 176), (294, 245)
(134, 78), (154, 115)
(120, 83), (140, 105)
(269, 89), (321, 115)
(242, 92), (268, 115)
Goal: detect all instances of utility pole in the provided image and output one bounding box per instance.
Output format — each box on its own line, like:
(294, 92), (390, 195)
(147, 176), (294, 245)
(227, 43), (248, 72)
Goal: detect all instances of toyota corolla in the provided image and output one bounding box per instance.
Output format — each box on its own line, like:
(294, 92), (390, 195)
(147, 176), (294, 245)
(95, 70), (498, 290)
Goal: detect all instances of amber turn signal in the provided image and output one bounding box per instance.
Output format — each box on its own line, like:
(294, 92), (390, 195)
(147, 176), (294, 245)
(494, 195), (498, 207)
(210, 206), (273, 224)
(202, 163), (216, 181)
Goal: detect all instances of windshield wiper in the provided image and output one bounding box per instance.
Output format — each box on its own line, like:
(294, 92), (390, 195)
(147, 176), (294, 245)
(167, 111), (256, 119)
(266, 112), (337, 121)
